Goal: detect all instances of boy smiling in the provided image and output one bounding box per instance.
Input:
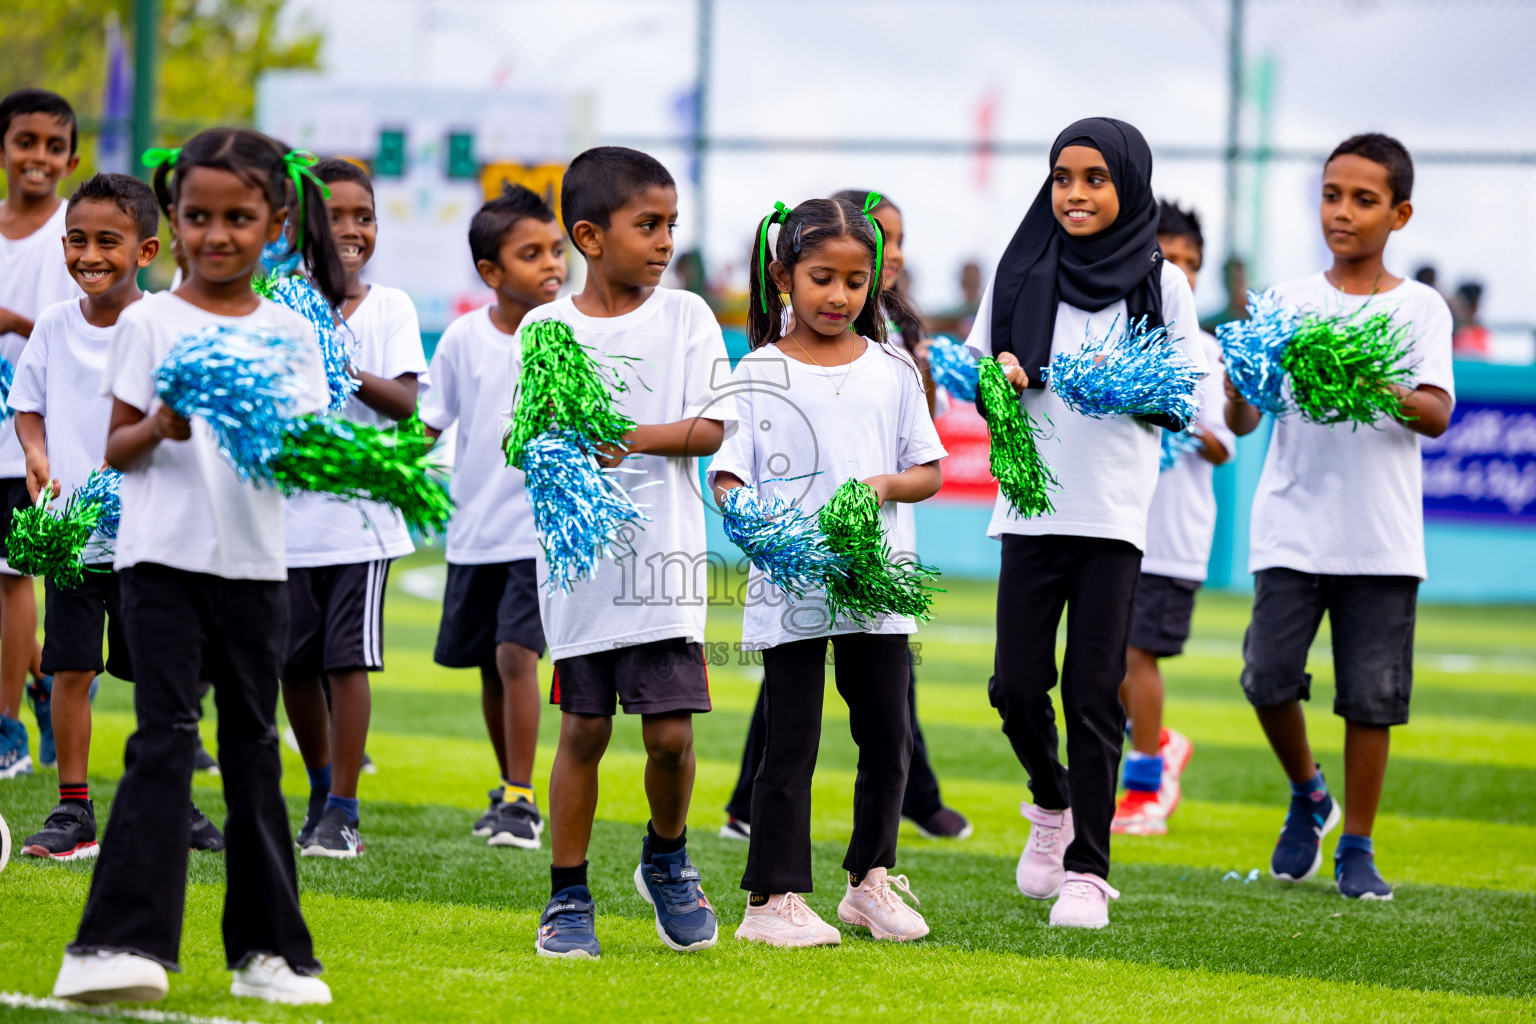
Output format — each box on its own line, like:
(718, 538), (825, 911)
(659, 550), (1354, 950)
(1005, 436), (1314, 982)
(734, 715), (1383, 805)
(0, 88), (81, 779)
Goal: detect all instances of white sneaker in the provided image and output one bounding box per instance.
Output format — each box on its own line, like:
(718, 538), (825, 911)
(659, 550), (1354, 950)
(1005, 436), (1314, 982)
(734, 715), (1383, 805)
(1016, 803), (1073, 900)
(230, 954), (332, 1005)
(52, 951), (168, 1003)
(1048, 871), (1120, 929)
(733, 893), (841, 947)
(837, 867), (930, 942)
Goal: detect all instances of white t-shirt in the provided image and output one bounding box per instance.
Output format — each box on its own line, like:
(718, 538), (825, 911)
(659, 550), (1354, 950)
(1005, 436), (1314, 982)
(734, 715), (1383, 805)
(418, 305), (538, 566)
(965, 260), (1207, 551)
(1, 203), (79, 479)
(106, 292), (327, 581)
(8, 299), (123, 563)
(284, 284), (428, 568)
(515, 288), (735, 662)
(1249, 274), (1455, 579)
(1142, 332), (1236, 582)
(708, 341), (947, 651)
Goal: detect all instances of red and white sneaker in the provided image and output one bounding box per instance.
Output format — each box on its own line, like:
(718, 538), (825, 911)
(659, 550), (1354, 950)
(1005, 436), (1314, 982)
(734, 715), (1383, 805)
(1155, 727), (1193, 820)
(1111, 789), (1166, 836)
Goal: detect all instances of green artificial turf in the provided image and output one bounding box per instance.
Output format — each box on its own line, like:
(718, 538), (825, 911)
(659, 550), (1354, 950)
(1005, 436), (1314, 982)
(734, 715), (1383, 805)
(1, 552), (1533, 1023)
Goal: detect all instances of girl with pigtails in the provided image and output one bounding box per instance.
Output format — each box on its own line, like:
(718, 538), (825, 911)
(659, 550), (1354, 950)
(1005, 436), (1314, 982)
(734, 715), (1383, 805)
(709, 193), (946, 948)
(52, 129), (339, 1008)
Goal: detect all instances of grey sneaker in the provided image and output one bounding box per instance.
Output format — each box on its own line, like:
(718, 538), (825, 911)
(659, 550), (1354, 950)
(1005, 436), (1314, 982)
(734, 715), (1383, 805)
(487, 798), (543, 849)
(472, 787), (504, 837)
(302, 805), (363, 859)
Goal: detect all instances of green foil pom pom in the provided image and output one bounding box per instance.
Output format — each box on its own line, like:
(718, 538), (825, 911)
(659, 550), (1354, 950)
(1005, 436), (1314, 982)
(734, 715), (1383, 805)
(817, 478), (940, 625)
(5, 492), (104, 589)
(271, 415), (454, 535)
(976, 357), (1057, 518)
(1282, 308), (1414, 427)
(504, 318), (636, 467)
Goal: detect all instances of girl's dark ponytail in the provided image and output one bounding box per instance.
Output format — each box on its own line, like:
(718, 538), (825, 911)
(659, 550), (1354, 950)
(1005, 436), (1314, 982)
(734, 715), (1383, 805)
(746, 202), (792, 350)
(287, 159), (346, 307)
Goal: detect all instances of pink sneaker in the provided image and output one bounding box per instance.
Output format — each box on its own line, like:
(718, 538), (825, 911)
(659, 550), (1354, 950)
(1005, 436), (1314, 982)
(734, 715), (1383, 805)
(1048, 871), (1120, 929)
(1016, 803), (1073, 900)
(733, 893), (841, 947)
(837, 867), (929, 942)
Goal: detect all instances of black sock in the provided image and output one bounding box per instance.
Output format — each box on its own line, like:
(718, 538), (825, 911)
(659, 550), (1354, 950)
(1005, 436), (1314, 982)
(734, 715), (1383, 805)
(748, 892), (771, 906)
(849, 870), (865, 887)
(646, 821), (686, 858)
(551, 861), (588, 898)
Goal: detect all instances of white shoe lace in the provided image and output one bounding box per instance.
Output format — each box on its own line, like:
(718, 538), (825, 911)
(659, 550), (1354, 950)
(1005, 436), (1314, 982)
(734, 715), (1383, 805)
(1059, 878), (1096, 902)
(776, 892), (816, 925)
(865, 873), (921, 911)
(1028, 822), (1062, 856)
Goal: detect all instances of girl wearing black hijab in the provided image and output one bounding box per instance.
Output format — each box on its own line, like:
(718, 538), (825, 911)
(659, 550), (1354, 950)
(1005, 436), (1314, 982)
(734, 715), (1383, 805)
(962, 117), (1206, 929)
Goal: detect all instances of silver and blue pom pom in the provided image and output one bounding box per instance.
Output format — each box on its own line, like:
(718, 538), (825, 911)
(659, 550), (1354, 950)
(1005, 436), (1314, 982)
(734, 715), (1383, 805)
(520, 430), (649, 592)
(0, 357), (13, 421)
(719, 484), (845, 601)
(155, 324), (310, 481)
(1216, 289), (1296, 415)
(1047, 316), (1201, 426)
(256, 274), (359, 412)
(73, 469), (123, 539)
(927, 337), (979, 404)
(1158, 427), (1205, 472)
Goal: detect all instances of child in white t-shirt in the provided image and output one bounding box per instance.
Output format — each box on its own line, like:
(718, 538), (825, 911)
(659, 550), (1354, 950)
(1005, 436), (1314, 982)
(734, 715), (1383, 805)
(965, 118), (1206, 930)
(280, 159), (427, 860)
(0, 89), (80, 779)
(420, 185), (562, 850)
(1112, 200), (1235, 838)
(1225, 134), (1454, 901)
(527, 148), (730, 960)
(52, 128), (340, 1008)
(712, 193), (945, 948)
(10, 174), (209, 862)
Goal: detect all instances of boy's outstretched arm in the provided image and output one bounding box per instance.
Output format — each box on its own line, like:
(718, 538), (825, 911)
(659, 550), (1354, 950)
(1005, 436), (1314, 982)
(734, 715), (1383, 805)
(596, 417), (726, 466)
(1393, 383), (1452, 438)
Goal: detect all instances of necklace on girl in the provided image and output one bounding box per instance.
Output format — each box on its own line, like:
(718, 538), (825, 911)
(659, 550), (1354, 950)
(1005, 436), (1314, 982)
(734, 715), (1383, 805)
(790, 330), (858, 395)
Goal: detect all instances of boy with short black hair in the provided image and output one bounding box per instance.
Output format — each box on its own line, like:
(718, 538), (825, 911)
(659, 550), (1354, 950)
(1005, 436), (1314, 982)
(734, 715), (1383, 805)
(528, 147), (732, 959)
(0, 88), (81, 778)
(9, 174), (150, 856)
(1226, 132), (1454, 900)
(1112, 200), (1235, 837)
(420, 184), (563, 851)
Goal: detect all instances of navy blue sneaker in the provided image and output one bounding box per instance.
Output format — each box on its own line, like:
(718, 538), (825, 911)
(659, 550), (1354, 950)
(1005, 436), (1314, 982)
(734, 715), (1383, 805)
(1335, 847), (1394, 900)
(536, 888), (601, 959)
(1270, 781), (1341, 882)
(27, 675), (54, 769)
(633, 841), (718, 952)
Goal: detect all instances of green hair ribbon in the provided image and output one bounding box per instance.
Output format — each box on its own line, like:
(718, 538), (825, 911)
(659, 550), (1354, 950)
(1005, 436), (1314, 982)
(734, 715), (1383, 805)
(281, 149), (332, 242)
(757, 201), (792, 313)
(140, 147), (181, 170)
(861, 191), (885, 291)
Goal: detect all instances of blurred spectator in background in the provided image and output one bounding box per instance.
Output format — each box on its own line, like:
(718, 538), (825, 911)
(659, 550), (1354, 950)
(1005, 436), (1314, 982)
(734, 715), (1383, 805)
(1451, 281), (1491, 359)
(672, 248), (712, 306)
(927, 260), (984, 337)
(1200, 256), (1250, 334)
(1413, 264), (1440, 294)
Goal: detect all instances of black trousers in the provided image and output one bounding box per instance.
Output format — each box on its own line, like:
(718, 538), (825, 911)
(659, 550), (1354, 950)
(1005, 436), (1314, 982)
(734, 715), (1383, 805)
(990, 534), (1141, 879)
(727, 646), (943, 822)
(740, 632), (913, 894)
(71, 564), (318, 975)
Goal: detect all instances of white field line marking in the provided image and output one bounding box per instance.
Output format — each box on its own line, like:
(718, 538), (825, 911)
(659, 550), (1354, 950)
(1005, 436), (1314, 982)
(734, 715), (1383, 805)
(0, 991), (325, 1024)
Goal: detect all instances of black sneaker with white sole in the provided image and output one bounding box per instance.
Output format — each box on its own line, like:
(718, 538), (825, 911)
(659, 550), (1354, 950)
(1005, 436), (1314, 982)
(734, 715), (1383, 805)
(487, 798), (543, 849)
(189, 803), (226, 852)
(907, 806), (974, 840)
(193, 736), (220, 776)
(22, 801), (99, 860)
(303, 805), (364, 858)
(472, 787), (504, 837)
(296, 788), (329, 848)
(717, 817), (750, 842)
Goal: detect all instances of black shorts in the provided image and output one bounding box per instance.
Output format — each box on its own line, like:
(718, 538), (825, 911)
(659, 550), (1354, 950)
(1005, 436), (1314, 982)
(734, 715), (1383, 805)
(41, 567), (134, 679)
(1240, 567), (1418, 727)
(1128, 573), (1201, 657)
(282, 560), (391, 679)
(434, 560), (546, 668)
(551, 637), (711, 717)
(0, 476), (33, 570)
